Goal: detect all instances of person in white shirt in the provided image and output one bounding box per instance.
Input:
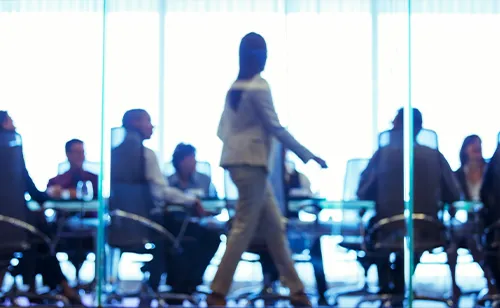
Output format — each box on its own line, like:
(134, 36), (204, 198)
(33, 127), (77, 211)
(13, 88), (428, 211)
(121, 109), (220, 300)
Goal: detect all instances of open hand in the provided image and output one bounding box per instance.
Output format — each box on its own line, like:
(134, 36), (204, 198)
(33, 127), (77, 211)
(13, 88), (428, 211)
(313, 156), (328, 169)
(47, 185), (62, 199)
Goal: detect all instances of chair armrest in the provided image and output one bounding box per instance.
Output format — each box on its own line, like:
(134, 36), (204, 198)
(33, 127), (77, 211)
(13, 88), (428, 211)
(110, 209), (177, 243)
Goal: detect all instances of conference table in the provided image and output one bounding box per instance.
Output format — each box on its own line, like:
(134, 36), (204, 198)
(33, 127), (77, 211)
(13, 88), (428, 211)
(34, 199), (229, 213)
(30, 199), (482, 235)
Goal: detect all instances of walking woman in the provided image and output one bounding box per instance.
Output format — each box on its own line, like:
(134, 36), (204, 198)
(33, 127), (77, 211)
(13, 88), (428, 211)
(206, 32), (327, 307)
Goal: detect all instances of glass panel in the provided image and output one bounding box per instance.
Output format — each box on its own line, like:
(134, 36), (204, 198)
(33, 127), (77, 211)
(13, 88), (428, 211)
(377, 0), (413, 305)
(101, 1), (161, 301)
(0, 0), (105, 306)
(409, 1), (500, 307)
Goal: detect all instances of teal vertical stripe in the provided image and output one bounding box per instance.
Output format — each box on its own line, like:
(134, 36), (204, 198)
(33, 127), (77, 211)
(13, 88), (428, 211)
(371, 0), (379, 153)
(96, 0), (107, 306)
(404, 0), (414, 306)
(158, 0), (166, 170)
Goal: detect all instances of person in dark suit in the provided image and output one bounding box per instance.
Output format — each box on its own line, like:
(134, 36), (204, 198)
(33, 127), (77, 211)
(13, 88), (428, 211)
(0, 111), (82, 305)
(480, 141), (500, 293)
(449, 135), (495, 299)
(118, 109), (220, 303)
(358, 108), (461, 299)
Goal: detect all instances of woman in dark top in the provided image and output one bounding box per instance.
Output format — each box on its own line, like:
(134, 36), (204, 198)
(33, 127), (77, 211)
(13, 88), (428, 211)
(0, 111), (82, 305)
(449, 135), (495, 300)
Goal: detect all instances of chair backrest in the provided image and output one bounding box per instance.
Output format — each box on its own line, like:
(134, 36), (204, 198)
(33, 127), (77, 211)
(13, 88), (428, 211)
(108, 127), (160, 249)
(378, 128), (439, 150)
(374, 129), (443, 219)
(343, 158), (369, 201)
(163, 161), (212, 178)
(339, 158), (372, 240)
(369, 213), (446, 252)
(0, 131), (30, 253)
(58, 161), (100, 175)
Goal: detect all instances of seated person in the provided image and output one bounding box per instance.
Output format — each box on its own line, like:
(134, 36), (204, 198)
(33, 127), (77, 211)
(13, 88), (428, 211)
(120, 109), (220, 300)
(46, 139), (97, 281)
(47, 139), (98, 201)
(481, 144), (500, 292)
(0, 111), (82, 305)
(357, 108), (461, 299)
(450, 135), (495, 297)
(168, 143), (218, 199)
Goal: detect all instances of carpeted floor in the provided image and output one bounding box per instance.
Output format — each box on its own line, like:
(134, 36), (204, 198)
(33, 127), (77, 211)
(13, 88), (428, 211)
(1, 236), (488, 307)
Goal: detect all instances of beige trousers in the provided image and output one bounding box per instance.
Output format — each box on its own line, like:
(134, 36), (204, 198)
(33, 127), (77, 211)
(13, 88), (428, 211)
(210, 166), (305, 296)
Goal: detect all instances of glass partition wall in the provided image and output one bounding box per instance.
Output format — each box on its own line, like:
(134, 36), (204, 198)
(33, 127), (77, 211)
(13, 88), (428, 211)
(4, 0), (500, 307)
(0, 1), (106, 307)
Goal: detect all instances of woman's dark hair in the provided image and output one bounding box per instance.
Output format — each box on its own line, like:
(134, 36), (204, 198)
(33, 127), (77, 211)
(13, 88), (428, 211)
(172, 143), (196, 173)
(459, 134), (484, 166)
(229, 32), (268, 111)
(0, 111), (8, 132)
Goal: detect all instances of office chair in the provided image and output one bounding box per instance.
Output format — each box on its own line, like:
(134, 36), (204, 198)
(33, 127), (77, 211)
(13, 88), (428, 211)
(328, 158), (374, 306)
(355, 214), (453, 308)
(354, 128), (453, 307)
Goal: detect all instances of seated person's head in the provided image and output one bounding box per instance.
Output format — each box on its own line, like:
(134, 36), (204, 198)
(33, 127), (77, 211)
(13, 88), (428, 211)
(173, 143), (197, 179)
(0, 111), (16, 132)
(65, 139), (86, 170)
(122, 109), (154, 140)
(460, 135), (484, 167)
(392, 107), (423, 136)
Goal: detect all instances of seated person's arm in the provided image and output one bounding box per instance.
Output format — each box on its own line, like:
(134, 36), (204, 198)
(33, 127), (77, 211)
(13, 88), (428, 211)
(144, 148), (196, 206)
(357, 151), (380, 201)
(440, 153), (462, 205)
(24, 167), (49, 205)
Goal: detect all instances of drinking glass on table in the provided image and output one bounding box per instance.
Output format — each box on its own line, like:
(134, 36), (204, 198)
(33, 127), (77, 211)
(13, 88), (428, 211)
(76, 180), (94, 201)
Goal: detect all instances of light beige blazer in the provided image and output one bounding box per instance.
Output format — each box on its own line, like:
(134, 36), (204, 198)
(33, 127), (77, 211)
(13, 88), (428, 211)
(217, 74), (314, 171)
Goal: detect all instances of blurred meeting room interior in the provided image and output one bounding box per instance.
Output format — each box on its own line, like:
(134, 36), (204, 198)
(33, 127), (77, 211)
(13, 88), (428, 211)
(1, 0), (500, 307)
